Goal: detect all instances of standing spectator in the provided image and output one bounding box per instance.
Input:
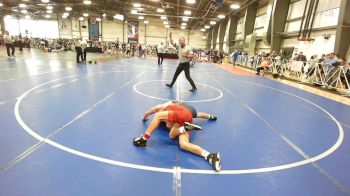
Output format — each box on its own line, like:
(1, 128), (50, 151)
(126, 43), (131, 56)
(4, 31), (15, 57)
(232, 50), (239, 66)
(18, 34), (23, 52)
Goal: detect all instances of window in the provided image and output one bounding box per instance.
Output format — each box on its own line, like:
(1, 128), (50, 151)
(5, 18), (59, 38)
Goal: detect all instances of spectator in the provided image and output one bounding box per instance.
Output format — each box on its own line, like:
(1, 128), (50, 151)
(4, 31), (15, 57)
(256, 58), (270, 75)
(341, 62), (350, 89)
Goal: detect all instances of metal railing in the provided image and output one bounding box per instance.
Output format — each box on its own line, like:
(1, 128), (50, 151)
(233, 55), (350, 96)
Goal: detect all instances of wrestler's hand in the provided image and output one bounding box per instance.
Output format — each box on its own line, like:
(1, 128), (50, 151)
(142, 113), (149, 121)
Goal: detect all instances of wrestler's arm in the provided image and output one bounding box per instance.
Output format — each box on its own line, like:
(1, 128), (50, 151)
(142, 101), (172, 120)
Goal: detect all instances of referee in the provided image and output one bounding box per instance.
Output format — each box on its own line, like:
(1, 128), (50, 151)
(157, 42), (165, 67)
(166, 32), (197, 92)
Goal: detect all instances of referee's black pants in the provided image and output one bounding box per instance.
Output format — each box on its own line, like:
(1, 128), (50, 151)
(5, 43), (15, 56)
(168, 62), (196, 89)
(75, 46), (82, 62)
(157, 53), (163, 65)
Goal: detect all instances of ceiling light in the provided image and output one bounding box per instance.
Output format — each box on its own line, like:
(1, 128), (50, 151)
(165, 25), (170, 28)
(184, 10), (191, 15)
(160, 16), (167, 20)
(138, 16), (144, 20)
(210, 21), (216, 25)
(79, 17), (84, 21)
(131, 10), (138, 14)
(163, 21), (168, 25)
(45, 14), (51, 18)
(47, 10), (53, 13)
(63, 12), (69, 16)
(65, 7), (72, 11)
(25, 15), (31, 19)
(182, 17), (189, 21)
(0, 3), (3, 7)
(41, 0), (49, 3)
(46, 5), (53, 9)
(218, 14), (225, 19)
(21, 10), (28, 14)
(96, 17), (101, 21)
(202, 36), (206, 39)
(230, 4), (240, 9)
(200, 28), (205, 32)
(83, 0), (92, 5)
(19, 4), (27, 8)
(102, 13), (106, 17)
(144, 20), (149, 24)
(133, 3), (141, 8)
(181, 26), (186, 29)
(156, 8), (164, 13)
(204, 25), (210, 29)
(114, 14), (124, 20)
(186, 0), (195, 4)
(181, 23), (187, 26)
(83, 13), (89, 17)
(62, 15), (68, 19)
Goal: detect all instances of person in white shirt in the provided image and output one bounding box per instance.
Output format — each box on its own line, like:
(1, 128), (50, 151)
(81, 39), (88, 62)
(74, 37), (83, 63)
(4, 31), (15, 57)
(166, 32), (197, 92)
(126, 44), (131, 56)
(157, 42), (165, 67)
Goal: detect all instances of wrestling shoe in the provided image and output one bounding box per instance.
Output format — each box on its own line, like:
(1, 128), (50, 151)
(189, 88), (197, 92)
(184, 122), (202, 131)
(208, 114), (217, 121)
(133, 136), (147, 148)
(166, 83), (173, 88)
(206, 153), (221, 172)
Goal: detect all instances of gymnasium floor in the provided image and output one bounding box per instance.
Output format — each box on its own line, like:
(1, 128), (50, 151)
(0, 49), (350, 196)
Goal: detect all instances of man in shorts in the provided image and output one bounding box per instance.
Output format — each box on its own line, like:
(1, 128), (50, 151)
(133, 101), (221, 171)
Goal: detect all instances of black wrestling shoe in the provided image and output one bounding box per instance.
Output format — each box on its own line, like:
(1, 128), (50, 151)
(189, 88), (197, 92)
(206, 153), (221, 172)
(133, 136), (147, 148)
(166, 83), (172, 88)
(184, 122), (202, 131)
(209, 114), (217, 121)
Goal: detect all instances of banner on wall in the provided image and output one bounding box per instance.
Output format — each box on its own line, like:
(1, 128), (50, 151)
(59, 20), (72, 36)
(128, 21), (139, 44)
(88, 17), (99, 40)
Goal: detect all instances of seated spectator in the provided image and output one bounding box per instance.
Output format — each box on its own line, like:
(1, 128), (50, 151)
(325, 55), (345, 88)
(307, 54), (319, 76)
(256, 58), (270, 75)
(341, 62), (350, 89)
(212, 51), (221, 63)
